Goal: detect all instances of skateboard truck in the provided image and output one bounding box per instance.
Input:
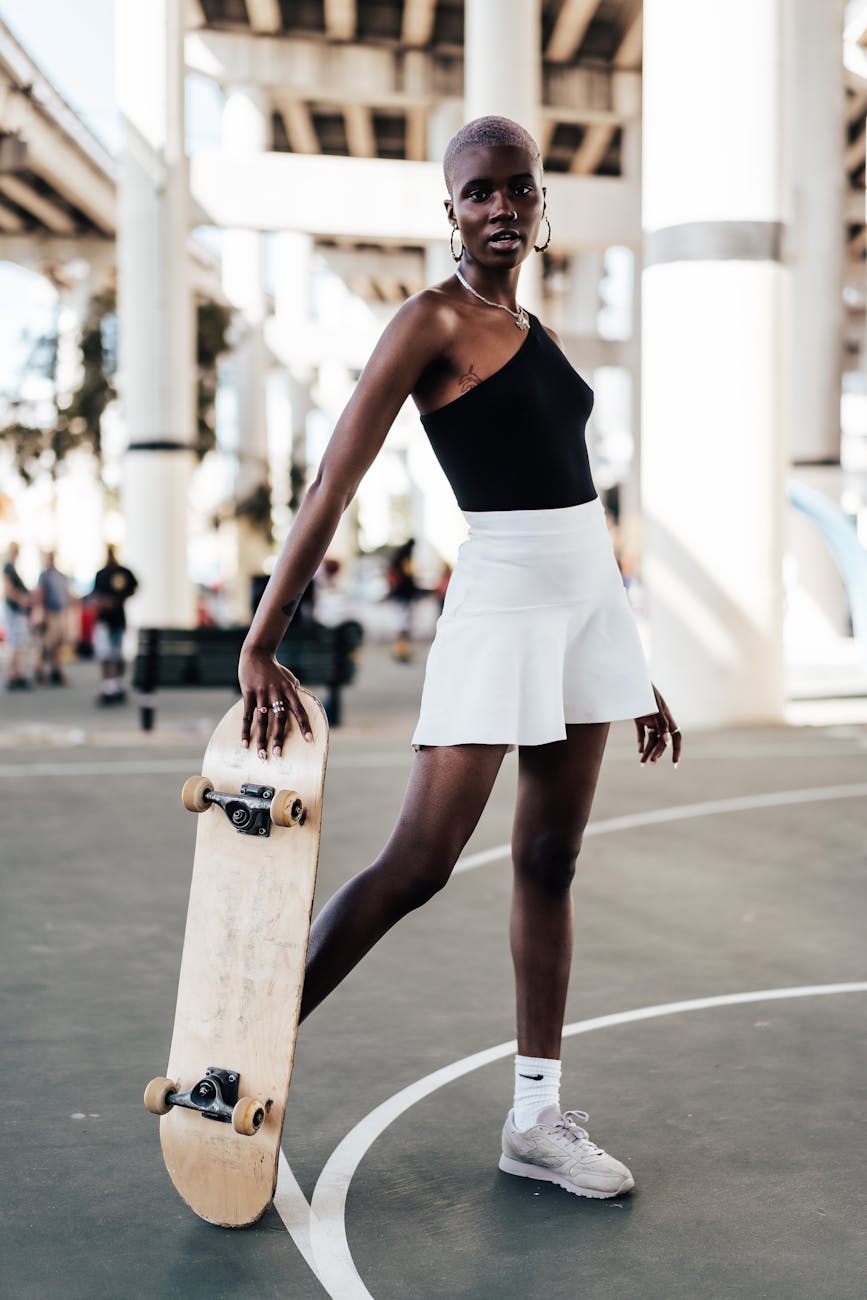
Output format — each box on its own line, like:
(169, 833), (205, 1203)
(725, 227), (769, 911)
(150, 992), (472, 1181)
(144, 1068), (268, 1136)
(181, 777), (305, 836)
(167, 1067), (241, 1122)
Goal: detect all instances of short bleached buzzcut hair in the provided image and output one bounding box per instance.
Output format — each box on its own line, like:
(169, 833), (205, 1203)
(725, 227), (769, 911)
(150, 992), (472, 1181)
(442, 116), (542, 194)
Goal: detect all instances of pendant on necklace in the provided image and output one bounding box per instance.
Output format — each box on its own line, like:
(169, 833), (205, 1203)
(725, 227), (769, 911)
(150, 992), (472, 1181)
(515, 308), (530, 331)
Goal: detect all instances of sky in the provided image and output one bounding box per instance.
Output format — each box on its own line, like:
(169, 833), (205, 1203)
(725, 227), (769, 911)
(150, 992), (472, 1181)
(0, 0), (118, 150)
(0, 0), (222, 392)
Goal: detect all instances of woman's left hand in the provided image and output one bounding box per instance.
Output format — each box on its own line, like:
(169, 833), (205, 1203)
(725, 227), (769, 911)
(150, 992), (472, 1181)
(634, 685), (681, 766)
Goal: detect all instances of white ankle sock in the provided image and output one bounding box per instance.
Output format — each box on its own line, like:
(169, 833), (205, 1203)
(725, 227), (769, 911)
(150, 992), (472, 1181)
(513, 1055), (561, 1130)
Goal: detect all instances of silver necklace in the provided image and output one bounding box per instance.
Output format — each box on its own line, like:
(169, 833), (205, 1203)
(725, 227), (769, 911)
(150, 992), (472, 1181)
(454, 266), (529, 331)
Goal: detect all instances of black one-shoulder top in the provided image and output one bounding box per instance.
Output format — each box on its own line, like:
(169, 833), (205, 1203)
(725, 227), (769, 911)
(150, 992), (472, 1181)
(418, 311), (597, 512)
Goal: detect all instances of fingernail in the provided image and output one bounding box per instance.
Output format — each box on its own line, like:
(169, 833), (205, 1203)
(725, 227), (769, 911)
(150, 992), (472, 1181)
(304, 731), (313, 742)
(674, 760), (679, 768)
(258, 748), (266, 759)
(241, 739), (248, 748)
(273, 746), (281, 757)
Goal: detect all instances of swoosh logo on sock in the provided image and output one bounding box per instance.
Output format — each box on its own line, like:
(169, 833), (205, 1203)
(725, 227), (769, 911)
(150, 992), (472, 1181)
(519, 1073), (544, 1080)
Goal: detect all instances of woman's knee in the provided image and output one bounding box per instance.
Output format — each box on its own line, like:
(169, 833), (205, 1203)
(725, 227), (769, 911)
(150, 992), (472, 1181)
(373, 841), (461, 913)
(513, 831), (582, 895)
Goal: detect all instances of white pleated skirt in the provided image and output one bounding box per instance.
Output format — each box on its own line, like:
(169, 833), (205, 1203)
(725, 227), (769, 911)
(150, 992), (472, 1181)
(411, 498), (656, 748)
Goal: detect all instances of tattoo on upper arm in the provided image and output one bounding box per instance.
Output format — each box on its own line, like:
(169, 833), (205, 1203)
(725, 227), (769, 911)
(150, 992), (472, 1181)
(459, 363), (482, 394)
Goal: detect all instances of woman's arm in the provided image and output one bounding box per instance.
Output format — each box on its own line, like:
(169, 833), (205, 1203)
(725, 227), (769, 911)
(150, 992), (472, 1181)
(239, 292), (447, 754)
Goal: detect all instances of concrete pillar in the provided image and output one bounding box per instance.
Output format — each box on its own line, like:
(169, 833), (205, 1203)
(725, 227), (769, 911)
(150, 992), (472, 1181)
(787, 0), (845, 467)
(641, 0), (787, 726)
(273, 230), (314, 516)
(115, 0), (195, 627)
(785, 0), (848, 640)
(426, 100), (465, 287)
(464, 0), (542, 312)
(223, 84), (270, 616)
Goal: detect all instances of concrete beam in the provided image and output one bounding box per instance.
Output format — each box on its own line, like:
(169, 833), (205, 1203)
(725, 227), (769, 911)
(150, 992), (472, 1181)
(405, 106), (427, 161)
(185, 29), (637, 126)
(190, 150), (640, 246)
(0, 175), (75, 233)
(845, 126), (866, 172)
(276, 97), (320, 153)
(0, 81), (116, 233)
(402, 0), (437, 47)
(569, 123), (615, 175)
(614, 5), (643, 69)
(324, 0), (356, 41)
(344, 102), (376, 157)
(0, 197), (25, 232)
(845, 187), (866, 222)
(546, 0), (601, 62)
(186, 0), (206, 27)
(244, 0), (281, 33)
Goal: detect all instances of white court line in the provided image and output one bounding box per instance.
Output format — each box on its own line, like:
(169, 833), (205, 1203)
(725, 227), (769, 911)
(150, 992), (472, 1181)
(0, 753), (411, 779)
(1, 743), (867, 781)
(291, 983), (867, 1299)
(454, 782), (867, 874)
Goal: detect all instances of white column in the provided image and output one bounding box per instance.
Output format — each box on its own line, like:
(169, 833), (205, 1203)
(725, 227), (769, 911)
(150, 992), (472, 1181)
(641, 0), (787, 726)
(115, 0), (195, 627)
(464, 0), (543, 312)
(787, 0), (845, 467)
(222, 84), (270, 617)
(273, 230), (314, 514)
(785, 0), (847, 640)
(426, 100), (465, 288)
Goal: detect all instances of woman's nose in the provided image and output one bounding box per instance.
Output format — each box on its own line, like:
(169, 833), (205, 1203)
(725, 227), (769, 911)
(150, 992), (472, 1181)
(490, 192), (516, 219)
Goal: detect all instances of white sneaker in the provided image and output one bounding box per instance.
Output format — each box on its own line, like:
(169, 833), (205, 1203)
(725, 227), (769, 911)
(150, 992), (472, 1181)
(499, 1106), (635, 1199)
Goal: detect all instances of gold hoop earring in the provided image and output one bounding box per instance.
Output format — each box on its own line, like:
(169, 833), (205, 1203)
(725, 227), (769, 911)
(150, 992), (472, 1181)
(450, 225), (463, 261)
(534, 213), (552, 253)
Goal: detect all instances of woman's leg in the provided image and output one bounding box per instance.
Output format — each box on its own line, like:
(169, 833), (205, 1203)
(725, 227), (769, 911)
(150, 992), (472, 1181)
(510, 722), (610, 1058)
(300, 742), (507, 1020)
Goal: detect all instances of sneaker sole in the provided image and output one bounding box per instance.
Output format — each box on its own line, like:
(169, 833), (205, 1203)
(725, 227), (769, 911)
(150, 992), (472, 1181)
(498, 1154), (634, 1200)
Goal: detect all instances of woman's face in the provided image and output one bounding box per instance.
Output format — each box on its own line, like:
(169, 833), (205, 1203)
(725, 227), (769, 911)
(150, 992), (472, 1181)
(445, 144), (545, 268)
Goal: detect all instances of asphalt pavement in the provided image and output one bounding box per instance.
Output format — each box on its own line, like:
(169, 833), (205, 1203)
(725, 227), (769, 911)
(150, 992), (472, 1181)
(2, 644), (866, 1299)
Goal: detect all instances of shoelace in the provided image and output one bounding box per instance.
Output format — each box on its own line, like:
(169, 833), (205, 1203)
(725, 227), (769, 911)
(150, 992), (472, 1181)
(555, 1109), (604, 1155)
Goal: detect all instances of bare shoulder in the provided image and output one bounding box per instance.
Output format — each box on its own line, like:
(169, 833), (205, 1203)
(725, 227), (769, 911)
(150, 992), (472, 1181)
(540, 322), (565, 351)
(394, 285), (462, 351)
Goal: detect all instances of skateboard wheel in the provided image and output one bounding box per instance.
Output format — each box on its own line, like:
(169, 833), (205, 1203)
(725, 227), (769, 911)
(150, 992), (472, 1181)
(144, 1076), (178, 1115)
(182, 776), (214, 813)
(232, 1096), (266, 1136)
(271, 789), (304, 828)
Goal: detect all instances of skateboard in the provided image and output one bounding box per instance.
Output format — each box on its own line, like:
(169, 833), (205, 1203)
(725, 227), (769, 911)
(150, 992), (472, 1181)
(144, 691), (328, 1227)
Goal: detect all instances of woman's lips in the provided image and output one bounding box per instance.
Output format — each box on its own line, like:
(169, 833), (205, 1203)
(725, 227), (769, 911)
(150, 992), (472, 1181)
(488, 231), (523, 248)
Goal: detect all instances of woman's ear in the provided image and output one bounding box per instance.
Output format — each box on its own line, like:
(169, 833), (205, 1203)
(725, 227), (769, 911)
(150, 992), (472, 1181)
(443, 197), (455, 223)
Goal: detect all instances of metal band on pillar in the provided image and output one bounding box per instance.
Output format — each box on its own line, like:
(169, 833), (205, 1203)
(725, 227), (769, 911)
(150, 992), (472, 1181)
(644, 221), (784, 267)
(127, 441), (195, 453)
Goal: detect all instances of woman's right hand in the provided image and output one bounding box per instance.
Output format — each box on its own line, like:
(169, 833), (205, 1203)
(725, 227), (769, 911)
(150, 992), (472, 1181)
(239, 643), (314, 758)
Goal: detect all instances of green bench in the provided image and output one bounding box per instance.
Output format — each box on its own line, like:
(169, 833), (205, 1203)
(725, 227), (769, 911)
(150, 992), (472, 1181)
(132, 620), (364, 729)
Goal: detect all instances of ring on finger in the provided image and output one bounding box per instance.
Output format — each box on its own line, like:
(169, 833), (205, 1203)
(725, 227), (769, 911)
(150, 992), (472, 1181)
(258, 705), (268, 715)
(271, 700), (286, 713)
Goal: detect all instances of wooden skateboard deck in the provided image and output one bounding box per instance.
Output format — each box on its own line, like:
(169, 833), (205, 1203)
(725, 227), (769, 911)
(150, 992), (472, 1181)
(145, 692), (328, 1227)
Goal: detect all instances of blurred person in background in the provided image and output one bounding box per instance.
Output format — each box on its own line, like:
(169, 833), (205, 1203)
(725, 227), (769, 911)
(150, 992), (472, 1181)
(92, 546), (138, 706)
(386, 537), (421, 662)
(35, 551), (71, 686)
(3, 542), (33, 690)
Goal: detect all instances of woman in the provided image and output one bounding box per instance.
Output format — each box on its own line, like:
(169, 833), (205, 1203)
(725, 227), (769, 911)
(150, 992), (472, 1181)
(239, 116), (680, 1200)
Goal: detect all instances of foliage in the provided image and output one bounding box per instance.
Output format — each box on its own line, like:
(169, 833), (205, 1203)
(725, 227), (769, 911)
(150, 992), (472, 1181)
(0, 290), (234, 480)
(195, 299), (233, 461)
(1, 288), (116, 483)
(234, 480), (274, 545)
